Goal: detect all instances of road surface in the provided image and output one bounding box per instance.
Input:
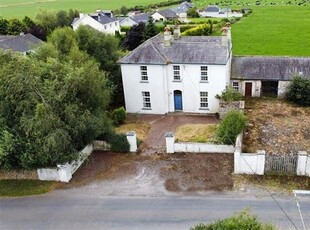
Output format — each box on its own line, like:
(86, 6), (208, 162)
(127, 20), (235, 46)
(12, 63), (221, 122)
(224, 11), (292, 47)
(1, 189), (310, 230)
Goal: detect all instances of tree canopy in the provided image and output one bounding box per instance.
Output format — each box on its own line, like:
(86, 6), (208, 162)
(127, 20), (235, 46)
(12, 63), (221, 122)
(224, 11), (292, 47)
(0, 33), (111, 169)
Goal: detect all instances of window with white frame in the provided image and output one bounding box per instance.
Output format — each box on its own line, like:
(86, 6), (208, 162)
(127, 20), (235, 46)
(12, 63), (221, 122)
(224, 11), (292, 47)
(200, 92), (208, 108)
(232, 82), (239, 91)
(173, 65), (180, 81)
(142, 91), (151, 109)
(200, 66), (208, 81)
(140, 66), (148, 81)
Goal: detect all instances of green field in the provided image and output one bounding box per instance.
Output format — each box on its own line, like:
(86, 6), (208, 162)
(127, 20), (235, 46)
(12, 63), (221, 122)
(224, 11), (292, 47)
(0, 0), (166, 19)
(1, 0), (310, 56)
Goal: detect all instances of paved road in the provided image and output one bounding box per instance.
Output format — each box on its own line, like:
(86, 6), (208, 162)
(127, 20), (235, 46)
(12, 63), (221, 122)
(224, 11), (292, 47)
(1, 191), (310, 230)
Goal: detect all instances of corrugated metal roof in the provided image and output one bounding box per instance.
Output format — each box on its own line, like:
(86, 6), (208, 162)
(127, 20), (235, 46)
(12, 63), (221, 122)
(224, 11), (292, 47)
(119, 34), (230, 65)
(231, 56), (310, 80)
(0, 34), (42, 53)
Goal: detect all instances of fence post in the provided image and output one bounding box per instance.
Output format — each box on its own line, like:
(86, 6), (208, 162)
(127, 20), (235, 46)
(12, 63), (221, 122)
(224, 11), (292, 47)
(126, 131), (137, 152)
(165, 132), (175, 153)
(297, 151), (307, 176)
(256, 150), (266, 175)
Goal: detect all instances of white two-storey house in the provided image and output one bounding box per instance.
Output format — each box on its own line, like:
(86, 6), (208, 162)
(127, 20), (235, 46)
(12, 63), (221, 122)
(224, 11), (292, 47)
(119, 27), (232, 114)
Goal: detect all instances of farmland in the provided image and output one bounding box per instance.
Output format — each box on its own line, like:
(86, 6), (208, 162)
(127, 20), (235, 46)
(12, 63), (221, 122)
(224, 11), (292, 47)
(0, 0), (166, 19)
(1, 0), (310, 56)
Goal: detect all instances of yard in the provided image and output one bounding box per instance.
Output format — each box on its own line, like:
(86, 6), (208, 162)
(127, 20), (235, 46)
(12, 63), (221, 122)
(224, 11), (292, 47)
(243, 98), (310, 155)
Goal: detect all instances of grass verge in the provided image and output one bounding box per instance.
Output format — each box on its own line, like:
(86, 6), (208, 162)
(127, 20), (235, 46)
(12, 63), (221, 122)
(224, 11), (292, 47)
(175, 124), (217, 143)
(0, 179), (59, 197)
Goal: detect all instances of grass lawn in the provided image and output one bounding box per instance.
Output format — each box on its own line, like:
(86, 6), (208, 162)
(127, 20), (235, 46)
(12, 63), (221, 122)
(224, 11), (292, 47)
(0, 179), (59, 197)
(115, 122), (151, 142)
(175, 124), (217, 143)
(0, 0), (166, 19)
(193, 0), (310, 56)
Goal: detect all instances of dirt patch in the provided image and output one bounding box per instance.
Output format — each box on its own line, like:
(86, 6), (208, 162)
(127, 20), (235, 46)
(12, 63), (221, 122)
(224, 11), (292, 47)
(62, 151), (234, 194)
(243, 98), (310, 154)
(161, 153), (234, 192)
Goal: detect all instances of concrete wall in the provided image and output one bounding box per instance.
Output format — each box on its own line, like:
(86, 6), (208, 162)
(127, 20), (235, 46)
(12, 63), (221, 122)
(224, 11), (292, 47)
(234, 133), (265, 175)
(199, 12), (243, 18)
(0, 170), (38, 180)
(121, 62), (230, 114)
(152, 12), (166, 21)
(297, 151), (310, 176)
(37, 144), (94, 182)
(278, 80), (290, 98)
(165, 132), (234, 154)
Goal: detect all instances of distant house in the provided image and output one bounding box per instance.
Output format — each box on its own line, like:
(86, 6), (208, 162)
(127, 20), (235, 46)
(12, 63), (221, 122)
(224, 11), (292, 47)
(0, 33), (42, 55)
(171, 1), (194, 21)
(152, 9), (178, 21)
(200, 5), (242, 18)
(118, 27), (232, 114)
(72, 11), (120, 35)
(231, 56), (310, 97)
(119, 13), (150, 27)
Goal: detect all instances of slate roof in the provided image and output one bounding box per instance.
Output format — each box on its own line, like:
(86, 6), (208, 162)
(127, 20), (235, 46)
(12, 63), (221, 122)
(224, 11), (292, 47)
(132, 13), (150, 23)
(205, 5), (220, 12)
(231, 56), (310, 81)
(119, 34), (230, 65)
(157, 9), (178, 19)
(171, 1), (194, 14)
(0, 33), (42, 53)
(91, 13), (118, 24)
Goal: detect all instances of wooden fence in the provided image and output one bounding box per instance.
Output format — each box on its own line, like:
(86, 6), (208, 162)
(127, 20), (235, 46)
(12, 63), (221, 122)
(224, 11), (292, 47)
(265, 154), (298, 174)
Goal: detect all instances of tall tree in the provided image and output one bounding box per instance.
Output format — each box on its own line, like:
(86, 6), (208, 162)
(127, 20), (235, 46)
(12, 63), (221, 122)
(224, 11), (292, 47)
(0, 46), (111, 169)
(35, 9), (57, 34)
(56, 10), (70, 27)
(7, 18), (25, 35)
(48, 27), (77, 56)
(124, 22), (145, 51)
(143, 16), (158, 40)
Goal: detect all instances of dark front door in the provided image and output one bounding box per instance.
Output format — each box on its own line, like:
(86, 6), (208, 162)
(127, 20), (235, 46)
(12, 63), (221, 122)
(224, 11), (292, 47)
(245, 82), (252, 97)
(174, 90), (183, 111)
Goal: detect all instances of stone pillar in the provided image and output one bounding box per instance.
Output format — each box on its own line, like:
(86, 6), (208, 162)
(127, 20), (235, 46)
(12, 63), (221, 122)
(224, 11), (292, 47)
(256, 150), (266, 175)
(165, 132), (175, 153)
(297, 151), (308, 176)
(57, 163), (72, 182)
(234, 150), (241, 174)
(126, 131), (137, 153)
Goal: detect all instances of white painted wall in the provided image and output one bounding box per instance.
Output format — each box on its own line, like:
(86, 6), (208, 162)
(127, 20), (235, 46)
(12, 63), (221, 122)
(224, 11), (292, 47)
(72, 15), (120, 35)
(121, 62), (229, 114)
(121, 64), (168, 114)
(152, 12), (166, 21)
(174, 142), (234, 153)
(120, 17), (137, 27)
(278, 80), (290, 98)
(297, 151), (310, 176)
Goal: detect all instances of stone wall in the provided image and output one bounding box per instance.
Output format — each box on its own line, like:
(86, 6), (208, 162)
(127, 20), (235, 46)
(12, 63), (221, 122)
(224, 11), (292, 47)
(278, 81), (290, 98)
(219, 100), (244, 119)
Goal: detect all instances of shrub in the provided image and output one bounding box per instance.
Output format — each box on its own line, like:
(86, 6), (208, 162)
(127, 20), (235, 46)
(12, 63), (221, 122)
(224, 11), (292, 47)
(216, 110), (247, 145)
(182, 23), (212, 36)
(286, 75), (310, 106)
(190, 210), (275, 230)
(112, 107), (126, 125)
(107, 133), (130, 152)
(215, 86), (243, 102)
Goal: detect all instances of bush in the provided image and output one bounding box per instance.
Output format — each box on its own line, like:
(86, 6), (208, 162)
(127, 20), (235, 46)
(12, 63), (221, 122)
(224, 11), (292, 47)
(286, 75), (310, 106)
(216, 110), (247, 145)
(182, 23), (212, 36)
(190, 210), (275, 230)
(112, 107), (126, 125)
(215, 86), (243, 102)
(107, 133), (130, 152)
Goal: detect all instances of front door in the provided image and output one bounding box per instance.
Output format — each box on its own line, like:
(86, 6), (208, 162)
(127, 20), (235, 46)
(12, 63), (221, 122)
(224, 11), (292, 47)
(174, 90), (183, 111)
(245, 82), (252, 97)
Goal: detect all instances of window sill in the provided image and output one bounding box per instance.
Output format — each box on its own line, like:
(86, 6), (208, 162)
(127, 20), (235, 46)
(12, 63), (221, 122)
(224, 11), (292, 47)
(199, 107), (209, 110)
(142, 108), (152, 110)
(172, 79), (182, 82)
(200, 81), (209, 83)
(140, 81), (149, 83)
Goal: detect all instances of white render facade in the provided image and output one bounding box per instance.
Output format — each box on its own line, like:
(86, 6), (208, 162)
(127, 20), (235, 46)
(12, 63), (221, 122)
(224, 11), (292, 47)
(121, 62), (231, 114)
(120, 30), (232, 115)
